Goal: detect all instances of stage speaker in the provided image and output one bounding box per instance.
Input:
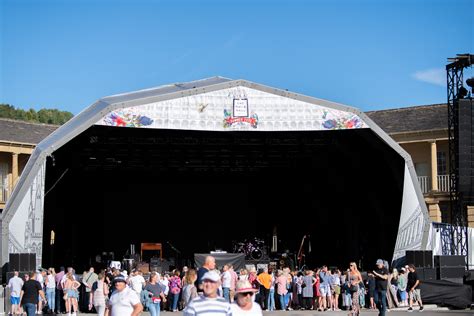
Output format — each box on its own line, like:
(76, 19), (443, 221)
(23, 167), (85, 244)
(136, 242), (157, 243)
(19, 253), (36, 271)
(434, 255), (465, 267)
(28, 253), (36, 271)
(458, 99), (474, 202)
(419, 267), (436, 281)
(406, 250), (432, 267)
(9, 253), (20, 271)
(437, 266), (465, 282)
(423, 251), (433, 268)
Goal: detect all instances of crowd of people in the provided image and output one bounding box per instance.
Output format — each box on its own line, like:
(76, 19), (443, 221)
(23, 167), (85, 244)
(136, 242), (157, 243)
(6, 255), (424, 316)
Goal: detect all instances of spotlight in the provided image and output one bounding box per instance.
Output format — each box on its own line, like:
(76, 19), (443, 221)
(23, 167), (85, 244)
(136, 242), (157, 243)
(466, 77), (474, 90)
(458, 86), (468, 99)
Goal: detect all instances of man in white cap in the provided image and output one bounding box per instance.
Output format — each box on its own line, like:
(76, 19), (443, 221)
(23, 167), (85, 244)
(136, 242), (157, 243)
(184, 271), (231, 316)
(105, 276), (143, 316)
(372, 259), (389, 316)
(231, 280), (262, 316)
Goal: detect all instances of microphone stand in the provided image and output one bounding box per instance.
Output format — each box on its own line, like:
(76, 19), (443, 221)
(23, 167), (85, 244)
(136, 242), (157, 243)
(167, 241), (181, 268)
(297, 234), (311, 271)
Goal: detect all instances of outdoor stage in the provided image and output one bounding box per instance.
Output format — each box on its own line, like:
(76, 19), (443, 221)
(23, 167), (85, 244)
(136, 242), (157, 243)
(1, 77), (430, 273)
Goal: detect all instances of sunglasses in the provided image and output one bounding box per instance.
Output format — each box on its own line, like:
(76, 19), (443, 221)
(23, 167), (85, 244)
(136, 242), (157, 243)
(239, 292), (253, 296)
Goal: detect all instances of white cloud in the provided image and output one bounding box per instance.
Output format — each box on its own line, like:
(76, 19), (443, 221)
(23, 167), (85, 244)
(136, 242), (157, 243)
(412, 68), (446, 87)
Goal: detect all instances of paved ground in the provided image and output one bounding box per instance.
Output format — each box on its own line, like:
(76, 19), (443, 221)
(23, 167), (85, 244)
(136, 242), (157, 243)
(37, 310), (474, 315)
(3, 307), (472, 315)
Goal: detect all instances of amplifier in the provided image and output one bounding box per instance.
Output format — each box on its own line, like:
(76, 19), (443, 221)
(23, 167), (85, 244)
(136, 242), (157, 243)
(418, 267), (436, 281)
(9, 253), (36, 272)
(405, 250), (433, 268)
(437, 266), (465, 280)
(434, 255), (465, 268)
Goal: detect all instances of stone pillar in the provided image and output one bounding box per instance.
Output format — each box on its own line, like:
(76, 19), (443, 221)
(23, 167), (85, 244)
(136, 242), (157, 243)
(468, 206), (474, 228)
(12, 152), (19, 188)
(428, 202), (442, 222)
(426, 197), (441, 222)
(430, 140), (438, 191)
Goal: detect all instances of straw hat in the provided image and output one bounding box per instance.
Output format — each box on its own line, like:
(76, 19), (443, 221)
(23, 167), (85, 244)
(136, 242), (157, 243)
(235, 280), (258, 294)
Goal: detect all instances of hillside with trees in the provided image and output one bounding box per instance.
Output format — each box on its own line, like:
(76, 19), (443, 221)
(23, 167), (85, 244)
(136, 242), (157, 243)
(0, 104), (73, 125)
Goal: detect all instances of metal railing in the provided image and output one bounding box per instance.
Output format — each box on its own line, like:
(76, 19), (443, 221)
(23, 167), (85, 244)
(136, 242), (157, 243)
(0, 186), (8, 203)
(417, 175), (450, 193)
(418, 176), (431, 193)
(437, 175), (450, 192)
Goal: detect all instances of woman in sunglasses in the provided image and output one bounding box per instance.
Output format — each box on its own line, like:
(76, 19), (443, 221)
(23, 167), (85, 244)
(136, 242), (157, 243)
(348, 262), (362, 316)
(231, 280), (262, 316)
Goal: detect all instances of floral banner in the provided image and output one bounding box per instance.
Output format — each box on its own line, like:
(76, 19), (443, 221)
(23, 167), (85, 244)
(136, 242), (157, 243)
(96, 86), (368, 131)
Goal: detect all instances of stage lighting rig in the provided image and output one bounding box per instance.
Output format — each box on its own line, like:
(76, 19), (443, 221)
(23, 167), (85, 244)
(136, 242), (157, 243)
(466, 77), (474, 92)
(458, 86), (468, 99)
(446, 53), (473, 260)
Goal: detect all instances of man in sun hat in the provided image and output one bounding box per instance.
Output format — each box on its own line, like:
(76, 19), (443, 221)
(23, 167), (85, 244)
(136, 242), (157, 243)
(184, 270), (231, 316)
(231, 280), (262, 316)
(105, 276), (143, 316)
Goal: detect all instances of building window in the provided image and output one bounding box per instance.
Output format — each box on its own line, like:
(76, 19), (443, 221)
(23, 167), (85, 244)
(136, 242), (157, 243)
(415, 162), (429, 177)
(437, 151), (447, 175)
(0, 162), (8, 202)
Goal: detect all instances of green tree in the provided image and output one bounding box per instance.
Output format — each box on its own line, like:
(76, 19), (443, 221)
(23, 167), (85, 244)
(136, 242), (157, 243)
(0, 103), (73, 124)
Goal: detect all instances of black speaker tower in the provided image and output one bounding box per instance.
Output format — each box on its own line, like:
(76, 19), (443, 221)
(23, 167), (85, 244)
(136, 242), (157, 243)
(446, 54), (474, 261)
(8, 253), (36, 272)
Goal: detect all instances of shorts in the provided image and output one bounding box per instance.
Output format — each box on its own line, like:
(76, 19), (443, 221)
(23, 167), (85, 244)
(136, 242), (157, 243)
(319, 284), (331, 297)
(67, 289), (78, 299)
(399, 290), (407, 301)
(10, 296), (20, 305)
(331, 285), (341, 295)
(409, 289), (421, 301)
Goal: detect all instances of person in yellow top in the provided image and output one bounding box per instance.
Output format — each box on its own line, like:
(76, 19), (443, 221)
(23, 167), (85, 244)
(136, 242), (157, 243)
(256, 267), (272, 310)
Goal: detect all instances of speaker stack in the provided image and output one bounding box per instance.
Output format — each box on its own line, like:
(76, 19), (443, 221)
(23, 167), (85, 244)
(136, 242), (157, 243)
(458, 99), (474, 204)
(434, 255), (466, 284)
(405, 250), (435, 281)
(6, 253), (36, 284)
(8, 253), (36, 272)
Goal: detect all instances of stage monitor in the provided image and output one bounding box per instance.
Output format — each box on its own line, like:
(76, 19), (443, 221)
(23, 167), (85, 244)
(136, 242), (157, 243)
(194, 253), (245, 271)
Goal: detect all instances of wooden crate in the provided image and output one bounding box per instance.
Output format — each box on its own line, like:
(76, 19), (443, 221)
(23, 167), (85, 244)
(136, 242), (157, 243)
(136, 262), (150, 274)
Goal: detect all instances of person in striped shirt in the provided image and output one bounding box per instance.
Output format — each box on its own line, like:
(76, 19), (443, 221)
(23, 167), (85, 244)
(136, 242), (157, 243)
(184, 271), (232, 316)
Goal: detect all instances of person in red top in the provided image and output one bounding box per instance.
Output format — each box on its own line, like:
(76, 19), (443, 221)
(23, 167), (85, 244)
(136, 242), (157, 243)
(169, 270), (182, 312)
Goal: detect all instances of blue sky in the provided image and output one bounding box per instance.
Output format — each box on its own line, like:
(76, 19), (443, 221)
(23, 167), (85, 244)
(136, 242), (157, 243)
(1, 0), (472, 114)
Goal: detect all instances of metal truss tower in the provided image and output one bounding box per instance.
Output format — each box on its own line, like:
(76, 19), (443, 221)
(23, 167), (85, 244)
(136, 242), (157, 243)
(446, 54), (473, 259)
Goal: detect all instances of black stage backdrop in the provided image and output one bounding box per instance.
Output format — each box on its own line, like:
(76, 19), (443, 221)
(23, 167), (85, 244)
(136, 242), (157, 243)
(194, 253), (245, 271)
(420, 280), (472, 309)
(42, 126), (404, 271)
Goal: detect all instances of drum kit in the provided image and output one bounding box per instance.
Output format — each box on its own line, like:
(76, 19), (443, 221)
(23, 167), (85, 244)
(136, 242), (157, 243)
(233, 237), (266, 260)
